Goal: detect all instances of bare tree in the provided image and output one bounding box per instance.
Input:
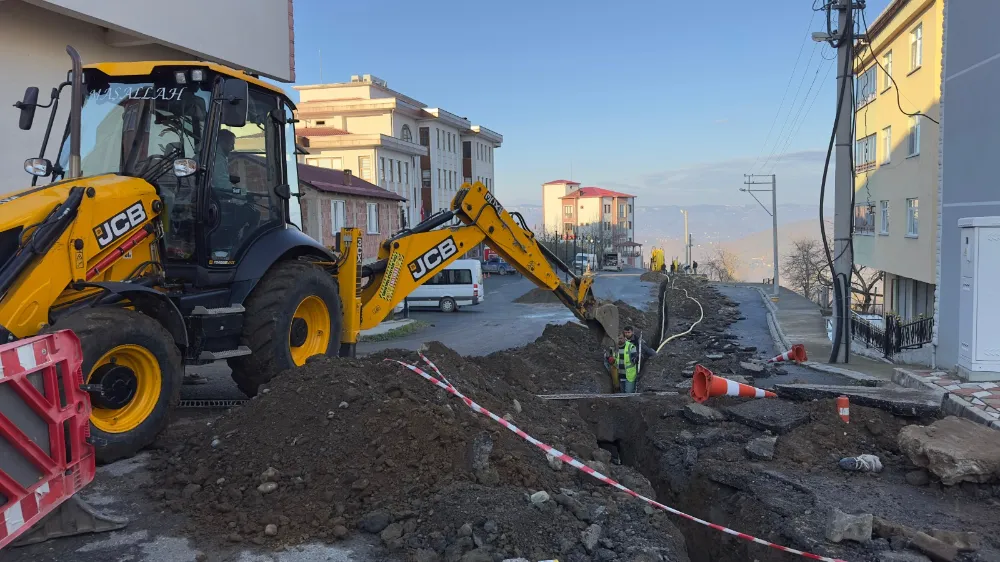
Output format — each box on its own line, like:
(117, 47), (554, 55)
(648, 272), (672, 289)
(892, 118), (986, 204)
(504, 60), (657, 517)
(702, 247), (741, 282)
(782, 237), (884, 312)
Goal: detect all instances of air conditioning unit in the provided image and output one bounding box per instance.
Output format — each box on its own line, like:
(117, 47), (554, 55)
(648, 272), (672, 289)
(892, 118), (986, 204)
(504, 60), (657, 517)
(958, 216), (1000, 381)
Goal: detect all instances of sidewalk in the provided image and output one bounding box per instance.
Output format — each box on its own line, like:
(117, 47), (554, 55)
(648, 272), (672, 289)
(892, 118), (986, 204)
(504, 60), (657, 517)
(745, 284), (922, 384)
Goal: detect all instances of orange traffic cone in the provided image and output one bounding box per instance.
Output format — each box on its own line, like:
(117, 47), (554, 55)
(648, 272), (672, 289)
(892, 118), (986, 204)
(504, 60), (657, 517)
(690, 365), (777, 404)
(768, 344), (807, 364)
(837, 395), (850, 423)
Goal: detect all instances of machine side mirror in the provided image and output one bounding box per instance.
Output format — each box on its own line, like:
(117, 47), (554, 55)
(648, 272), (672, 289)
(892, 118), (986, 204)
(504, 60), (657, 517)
(221, 79), (248, 128)
(173, 158), (198, 178)
(273, 183), (291, 200)
(16, 87), (40, 130)
(24, 158), (52, 177)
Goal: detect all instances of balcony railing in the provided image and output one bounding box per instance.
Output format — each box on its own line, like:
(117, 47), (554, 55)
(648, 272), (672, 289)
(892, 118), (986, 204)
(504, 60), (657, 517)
(850, 311), (934, 360)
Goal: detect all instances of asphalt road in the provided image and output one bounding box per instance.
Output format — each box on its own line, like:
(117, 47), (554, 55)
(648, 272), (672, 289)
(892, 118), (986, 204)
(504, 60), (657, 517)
(183, 269), (655, 401)
(714, 284), (852, 386)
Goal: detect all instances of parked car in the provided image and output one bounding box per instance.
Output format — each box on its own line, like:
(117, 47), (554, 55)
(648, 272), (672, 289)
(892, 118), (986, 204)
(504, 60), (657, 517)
(406, 259), (485, 312)
(482, 256), (514, 275)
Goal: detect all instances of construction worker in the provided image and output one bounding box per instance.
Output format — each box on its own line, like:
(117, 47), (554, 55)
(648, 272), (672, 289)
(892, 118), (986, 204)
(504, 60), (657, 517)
(616, 333), (638, 393)
(623, 325), (657, 361)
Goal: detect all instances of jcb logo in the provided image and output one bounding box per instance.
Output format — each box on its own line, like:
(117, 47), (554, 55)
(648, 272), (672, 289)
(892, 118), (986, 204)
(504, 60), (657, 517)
(484, 190), (504, 215)
(408, 237), (458, 281)
(94, 201), (146, 249)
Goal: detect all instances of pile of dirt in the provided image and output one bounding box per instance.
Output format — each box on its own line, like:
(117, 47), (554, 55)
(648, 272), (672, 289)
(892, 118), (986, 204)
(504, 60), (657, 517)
(513, 287), (562, 304)
(149, 343), (690, 561)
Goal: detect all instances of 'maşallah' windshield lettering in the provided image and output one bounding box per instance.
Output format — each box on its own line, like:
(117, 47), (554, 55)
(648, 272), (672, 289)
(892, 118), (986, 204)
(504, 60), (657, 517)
(89, 86), (186, 104)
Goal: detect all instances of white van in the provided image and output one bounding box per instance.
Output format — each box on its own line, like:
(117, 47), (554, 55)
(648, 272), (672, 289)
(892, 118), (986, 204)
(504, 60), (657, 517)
(405, 259), (484, 312)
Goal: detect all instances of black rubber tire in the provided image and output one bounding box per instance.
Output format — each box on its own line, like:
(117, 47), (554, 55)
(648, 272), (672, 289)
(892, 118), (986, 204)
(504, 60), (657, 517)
(49, 307), (183, 464)
(439, 297), (457, 313)
(229, 261), (342, 397)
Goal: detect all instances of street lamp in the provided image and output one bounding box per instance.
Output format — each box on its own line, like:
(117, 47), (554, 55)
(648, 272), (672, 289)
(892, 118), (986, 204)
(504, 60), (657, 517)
(740, 175), (779, 298)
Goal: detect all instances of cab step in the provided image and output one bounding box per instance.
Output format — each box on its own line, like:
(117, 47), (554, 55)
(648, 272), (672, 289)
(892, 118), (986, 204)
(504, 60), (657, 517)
(191, 304), (246, 316)
(198, 346), (252, 361)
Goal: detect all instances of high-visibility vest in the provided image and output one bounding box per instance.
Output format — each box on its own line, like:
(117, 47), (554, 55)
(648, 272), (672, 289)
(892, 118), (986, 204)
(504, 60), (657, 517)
(617, 341), (638, 382)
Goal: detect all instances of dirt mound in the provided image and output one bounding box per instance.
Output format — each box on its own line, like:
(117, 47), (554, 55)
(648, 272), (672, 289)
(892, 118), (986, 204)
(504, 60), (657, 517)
(149, 343), (689, 561)
(640, 271), (667, 283)
(513, 287), (561, 304)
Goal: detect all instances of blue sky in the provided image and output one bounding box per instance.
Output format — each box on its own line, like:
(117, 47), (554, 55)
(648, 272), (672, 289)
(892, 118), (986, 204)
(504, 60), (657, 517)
(291, 0), (891, 206)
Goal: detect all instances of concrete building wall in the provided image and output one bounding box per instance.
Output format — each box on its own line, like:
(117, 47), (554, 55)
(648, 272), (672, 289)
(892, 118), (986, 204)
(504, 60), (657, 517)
(542, 182), (574, 234)
(28, 0), (294, 81)
(935, 0), (1000, 368)
(425, 123), (462, 212)
(578, 198), (601, 226)
(299, 188), (401, 263)
(851, 0), (942, 290)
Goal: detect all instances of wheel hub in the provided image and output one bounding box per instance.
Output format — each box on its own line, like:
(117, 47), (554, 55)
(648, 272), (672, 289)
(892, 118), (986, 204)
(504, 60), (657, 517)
(289, 317), (308, 347)
(88, 363), (138, 410)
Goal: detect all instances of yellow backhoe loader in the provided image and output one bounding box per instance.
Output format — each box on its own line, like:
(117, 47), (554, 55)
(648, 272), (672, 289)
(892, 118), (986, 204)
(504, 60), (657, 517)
(1, 47), (619, 464)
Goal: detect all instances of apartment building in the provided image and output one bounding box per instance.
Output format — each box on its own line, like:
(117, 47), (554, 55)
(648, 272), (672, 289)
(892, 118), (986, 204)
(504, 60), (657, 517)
(0, 0), (295, 191)
(851, 0), (942, 322)
(294, 75), (502, 228)
(541, 181), (640, 266)
(935, 1), (1000, 371)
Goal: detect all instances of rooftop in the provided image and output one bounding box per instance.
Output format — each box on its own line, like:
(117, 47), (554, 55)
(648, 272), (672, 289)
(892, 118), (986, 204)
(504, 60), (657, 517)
(560, 187), (634, 199)
(544, 179), (581, 185)
(297, 163), (406, 202)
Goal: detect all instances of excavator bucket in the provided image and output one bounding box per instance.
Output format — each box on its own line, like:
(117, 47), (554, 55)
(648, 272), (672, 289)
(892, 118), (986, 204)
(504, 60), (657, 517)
(587, 302), (620, 348)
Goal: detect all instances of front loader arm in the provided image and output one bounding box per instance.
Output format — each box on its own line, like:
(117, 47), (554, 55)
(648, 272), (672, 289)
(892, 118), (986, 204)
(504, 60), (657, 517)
(344, 182), (618, 348)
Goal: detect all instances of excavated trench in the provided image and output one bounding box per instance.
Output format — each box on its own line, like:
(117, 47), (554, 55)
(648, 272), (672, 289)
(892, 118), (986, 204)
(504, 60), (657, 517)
(578, 398), (834, 562)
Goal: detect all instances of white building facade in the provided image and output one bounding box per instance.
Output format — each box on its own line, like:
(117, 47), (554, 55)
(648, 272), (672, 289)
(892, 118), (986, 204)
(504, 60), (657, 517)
(0, 0), (295, 192)
(294, 76), (502, 227)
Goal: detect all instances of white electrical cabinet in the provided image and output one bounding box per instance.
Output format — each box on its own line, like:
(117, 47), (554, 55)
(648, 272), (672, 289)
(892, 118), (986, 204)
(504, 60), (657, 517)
(958, 216), (1000, 381)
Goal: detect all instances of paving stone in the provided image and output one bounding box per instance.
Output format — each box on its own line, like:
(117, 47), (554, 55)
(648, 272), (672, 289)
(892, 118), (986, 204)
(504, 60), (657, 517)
(724, 399), (810, 435)
(898, 416), (1000, 485)
(774, 384), (942, 418)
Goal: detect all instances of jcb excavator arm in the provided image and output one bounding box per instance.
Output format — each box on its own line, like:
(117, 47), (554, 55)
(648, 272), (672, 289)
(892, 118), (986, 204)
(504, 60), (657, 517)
(339, 182), (619, 348)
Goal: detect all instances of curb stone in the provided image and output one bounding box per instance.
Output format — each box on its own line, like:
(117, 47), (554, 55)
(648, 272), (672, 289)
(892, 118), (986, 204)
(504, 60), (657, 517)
(894, 368), (1000, 431)
(755, 287), (884, 387)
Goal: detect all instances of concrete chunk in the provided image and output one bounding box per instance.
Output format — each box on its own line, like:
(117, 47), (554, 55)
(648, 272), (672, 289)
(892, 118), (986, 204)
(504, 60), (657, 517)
(898, 416), (1000, 485)
(724, 399), (810, 434)
(774, 384), (942, 417)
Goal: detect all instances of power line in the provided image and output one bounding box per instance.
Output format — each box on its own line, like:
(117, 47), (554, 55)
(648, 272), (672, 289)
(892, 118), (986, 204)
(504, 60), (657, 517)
(748, 10), (818, 174)
(761, 41), (822, 172)
(766, 57), (835, 173)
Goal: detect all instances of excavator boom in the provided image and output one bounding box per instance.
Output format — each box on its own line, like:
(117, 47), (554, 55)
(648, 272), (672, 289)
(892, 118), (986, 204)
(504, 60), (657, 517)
(343, 182), (619, 347)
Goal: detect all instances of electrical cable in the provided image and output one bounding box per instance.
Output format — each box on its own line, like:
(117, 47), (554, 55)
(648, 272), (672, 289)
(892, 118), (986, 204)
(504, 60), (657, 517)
(858, 8), (940, 125)
(761, 42), (822, 172)
(748, 9), (818, 174)
(766, 58), (836, 172)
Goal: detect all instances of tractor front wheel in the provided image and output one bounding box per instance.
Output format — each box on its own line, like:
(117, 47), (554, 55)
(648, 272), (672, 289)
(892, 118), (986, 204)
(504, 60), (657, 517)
(51, 307), (183, 463)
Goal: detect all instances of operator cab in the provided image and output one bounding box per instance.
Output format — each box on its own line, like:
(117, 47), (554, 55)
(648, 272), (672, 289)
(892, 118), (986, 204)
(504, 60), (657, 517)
(17, 62), (304, 284)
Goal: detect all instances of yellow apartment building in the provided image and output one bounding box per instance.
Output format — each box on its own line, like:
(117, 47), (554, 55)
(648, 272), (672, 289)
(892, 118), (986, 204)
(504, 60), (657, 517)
(852, 0), (942, 321)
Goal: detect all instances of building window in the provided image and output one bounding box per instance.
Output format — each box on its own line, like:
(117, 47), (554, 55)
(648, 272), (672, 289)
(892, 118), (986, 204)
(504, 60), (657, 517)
(396, 161), (402, 184)
(906, 198), (919, 236)
(628, 221), (632, 229)
(403, 162), (409, 185)
(463, 141), (471, 158)
(603, 204), (611, 213)
(882, 51), (892, 90)
(316, 120), (326, 126)
(882, 126), (891, 164)
(437, 168), (442, 188)
(619, 203), (626, 217)
(910, 24), (922, 71)
(854, 204), (875, 235)
(380, 157), (386, 182)
(331, 200), (346, 233)
(401, 125), (412, 142)
(563, 223), (574, 237)
(855, 133), (876, 172)
(359, 156), (372, 181)
(367, 203), (379, 234)
(629, 204), (633, 213)
(856, 66), (876, 107)
(436, 129), (441, 149)
(419, 127), (429, 147)
(908, 116), (921, 157)
(564, 205), (573, 216)
(879, 200), (889, 234)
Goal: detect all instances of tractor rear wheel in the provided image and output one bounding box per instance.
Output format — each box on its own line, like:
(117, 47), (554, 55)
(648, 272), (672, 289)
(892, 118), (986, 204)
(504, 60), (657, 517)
(229, 261), (342, 397)
(50, 307), (183, 463)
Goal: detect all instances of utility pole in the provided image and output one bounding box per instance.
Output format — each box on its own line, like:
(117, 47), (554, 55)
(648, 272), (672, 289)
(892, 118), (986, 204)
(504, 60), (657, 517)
(741, 174), (779, 298)
(831, 0), (855, 363)
(680, 210), (690, 268)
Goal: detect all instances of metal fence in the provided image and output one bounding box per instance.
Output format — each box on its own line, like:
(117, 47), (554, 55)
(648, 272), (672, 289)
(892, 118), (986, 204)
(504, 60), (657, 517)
(850, 311), (934, 360)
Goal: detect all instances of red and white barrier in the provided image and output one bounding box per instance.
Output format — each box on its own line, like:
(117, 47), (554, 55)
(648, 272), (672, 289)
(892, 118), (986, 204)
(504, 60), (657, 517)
(388, 354), (846, 562)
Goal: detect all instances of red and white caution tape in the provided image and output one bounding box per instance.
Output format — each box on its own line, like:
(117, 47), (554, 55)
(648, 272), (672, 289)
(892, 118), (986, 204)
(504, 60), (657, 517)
(388, 353), (847, 562)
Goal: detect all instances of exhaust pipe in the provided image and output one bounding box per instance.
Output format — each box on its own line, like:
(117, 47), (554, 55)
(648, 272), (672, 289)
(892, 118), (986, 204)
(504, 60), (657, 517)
(66, 45), (82, 179)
